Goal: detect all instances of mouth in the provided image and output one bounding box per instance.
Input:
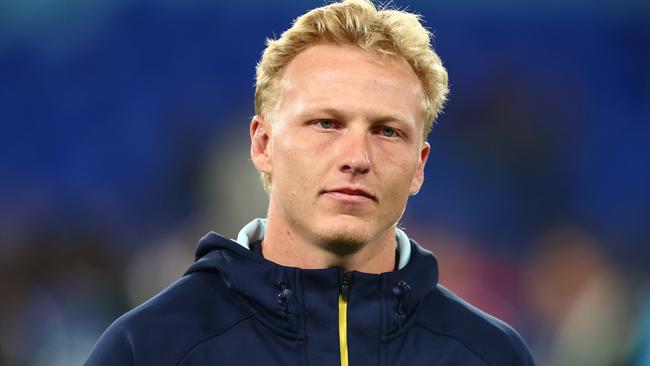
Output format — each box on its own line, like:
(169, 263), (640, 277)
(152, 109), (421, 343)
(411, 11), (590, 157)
(321, 187), (377, 203)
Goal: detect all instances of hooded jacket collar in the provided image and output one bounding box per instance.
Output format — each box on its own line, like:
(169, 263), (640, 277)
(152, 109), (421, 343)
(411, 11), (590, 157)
(185, 222), (440, 341)
(233, 218), (413, 270)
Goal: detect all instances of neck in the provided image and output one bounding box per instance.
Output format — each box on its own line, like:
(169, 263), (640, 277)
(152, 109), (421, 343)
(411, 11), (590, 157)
(261, 205), (396, 274)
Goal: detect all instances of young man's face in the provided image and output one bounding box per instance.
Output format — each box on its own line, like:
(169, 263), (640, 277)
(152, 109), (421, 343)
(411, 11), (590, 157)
(252, 43), (430, 250)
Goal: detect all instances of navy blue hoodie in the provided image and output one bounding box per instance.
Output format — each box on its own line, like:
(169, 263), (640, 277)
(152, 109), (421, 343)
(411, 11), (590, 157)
(86, 230), (536, 365)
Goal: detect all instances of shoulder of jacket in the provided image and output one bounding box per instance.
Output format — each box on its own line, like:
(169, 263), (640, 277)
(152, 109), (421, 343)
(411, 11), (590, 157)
(120, 271), (255, 333)
(85, 271), (256, 365)
(416, 285), (536, 366)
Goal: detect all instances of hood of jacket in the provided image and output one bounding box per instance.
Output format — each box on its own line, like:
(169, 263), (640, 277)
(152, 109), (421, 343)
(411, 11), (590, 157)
(185, 229), (440, 341)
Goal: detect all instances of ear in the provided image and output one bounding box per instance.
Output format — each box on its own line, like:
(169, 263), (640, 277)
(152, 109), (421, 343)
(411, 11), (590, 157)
(250, 115), (273, 176)
(409, 142), (430, 195)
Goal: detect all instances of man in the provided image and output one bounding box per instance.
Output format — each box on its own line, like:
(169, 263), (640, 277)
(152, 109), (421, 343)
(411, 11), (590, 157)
(87, 0), (536, 365)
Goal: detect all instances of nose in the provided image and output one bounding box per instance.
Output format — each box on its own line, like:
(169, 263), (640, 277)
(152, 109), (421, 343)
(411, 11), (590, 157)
(339, 129), (371, 175)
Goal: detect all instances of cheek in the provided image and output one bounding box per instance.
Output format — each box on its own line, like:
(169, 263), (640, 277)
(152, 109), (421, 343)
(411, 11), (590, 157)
(378, 149), (420, 190)
(272, 134), (325, 189)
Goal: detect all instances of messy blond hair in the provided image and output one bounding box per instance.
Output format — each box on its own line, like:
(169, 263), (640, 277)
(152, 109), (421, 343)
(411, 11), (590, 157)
(255, 0), (448, 190)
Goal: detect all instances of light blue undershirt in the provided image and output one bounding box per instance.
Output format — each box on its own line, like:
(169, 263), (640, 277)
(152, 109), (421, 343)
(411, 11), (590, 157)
(235, 218), (411, 270)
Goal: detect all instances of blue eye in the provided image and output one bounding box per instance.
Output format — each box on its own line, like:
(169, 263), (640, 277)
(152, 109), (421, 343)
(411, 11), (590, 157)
(381, 127), (397, 137)
(319, 119), (335, 129)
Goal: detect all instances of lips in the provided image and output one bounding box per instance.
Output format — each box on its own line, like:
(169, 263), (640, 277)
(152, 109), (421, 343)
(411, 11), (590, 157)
(322, 187), (377, 202)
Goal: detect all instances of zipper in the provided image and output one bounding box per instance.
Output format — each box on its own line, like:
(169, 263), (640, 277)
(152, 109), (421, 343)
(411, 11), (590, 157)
(338, 272), (350, 366)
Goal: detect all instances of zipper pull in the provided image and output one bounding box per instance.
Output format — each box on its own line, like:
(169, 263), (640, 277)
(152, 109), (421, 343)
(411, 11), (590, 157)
(340, 272), (351, 301)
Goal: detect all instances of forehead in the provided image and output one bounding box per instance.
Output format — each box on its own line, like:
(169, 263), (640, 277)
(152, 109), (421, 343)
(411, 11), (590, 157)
(276, 43), (425, 123)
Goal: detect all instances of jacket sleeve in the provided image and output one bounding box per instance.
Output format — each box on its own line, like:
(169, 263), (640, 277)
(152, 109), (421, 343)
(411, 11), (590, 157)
(85, 320), (135, 366)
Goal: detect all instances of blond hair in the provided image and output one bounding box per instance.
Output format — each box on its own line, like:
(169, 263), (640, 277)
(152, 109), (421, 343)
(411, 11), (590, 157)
(255, 0), (448, 190)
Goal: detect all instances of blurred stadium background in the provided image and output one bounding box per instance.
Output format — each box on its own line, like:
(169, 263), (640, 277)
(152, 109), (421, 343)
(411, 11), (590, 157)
(1, 0), (649, 365)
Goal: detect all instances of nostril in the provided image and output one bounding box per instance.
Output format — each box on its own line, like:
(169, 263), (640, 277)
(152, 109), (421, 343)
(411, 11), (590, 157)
(340, 147), (371, 174)
(342, 163), (368, 172)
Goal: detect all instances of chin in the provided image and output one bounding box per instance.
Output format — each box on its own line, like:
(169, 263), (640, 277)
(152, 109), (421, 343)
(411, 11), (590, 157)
(313, 221), (374, 256)
(317, 232), (367, 256)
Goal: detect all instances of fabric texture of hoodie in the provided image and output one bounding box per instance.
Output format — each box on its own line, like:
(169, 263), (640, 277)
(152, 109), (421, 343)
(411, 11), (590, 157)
(86, 221), (536, 365)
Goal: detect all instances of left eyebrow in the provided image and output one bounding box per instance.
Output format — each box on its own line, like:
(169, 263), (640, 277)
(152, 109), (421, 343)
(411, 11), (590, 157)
(371, 116), (409, 125)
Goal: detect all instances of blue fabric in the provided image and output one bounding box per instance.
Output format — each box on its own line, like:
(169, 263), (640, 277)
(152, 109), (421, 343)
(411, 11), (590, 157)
(86, 232), (536, 365)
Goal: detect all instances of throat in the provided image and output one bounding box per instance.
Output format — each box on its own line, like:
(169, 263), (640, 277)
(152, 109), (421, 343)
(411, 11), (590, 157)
(259, 235), (396, 273)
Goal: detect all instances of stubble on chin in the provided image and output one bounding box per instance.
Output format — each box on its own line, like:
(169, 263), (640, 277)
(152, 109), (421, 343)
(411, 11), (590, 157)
(317, 232), (367, 257)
